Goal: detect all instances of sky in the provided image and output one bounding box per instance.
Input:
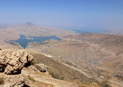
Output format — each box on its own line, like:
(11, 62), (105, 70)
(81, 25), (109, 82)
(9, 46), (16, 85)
(0, 0), (123, 32)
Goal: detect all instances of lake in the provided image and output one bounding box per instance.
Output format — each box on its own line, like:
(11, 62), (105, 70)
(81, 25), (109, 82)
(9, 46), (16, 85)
(9, 35), (61, 48)
(72, 28), (106, 34)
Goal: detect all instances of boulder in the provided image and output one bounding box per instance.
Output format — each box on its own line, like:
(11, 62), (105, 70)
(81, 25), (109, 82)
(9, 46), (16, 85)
(34, 64), (48, 73)
(0, 49), (33, 74)
(24, 64), (48, 73)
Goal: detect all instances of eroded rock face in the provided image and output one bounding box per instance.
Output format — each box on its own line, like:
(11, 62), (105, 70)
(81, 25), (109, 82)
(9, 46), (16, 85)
(4, 75), (25, 87)
(0, 73), (26, 87)
(0, 49), (80, 87)
(0, 49), (33, 75)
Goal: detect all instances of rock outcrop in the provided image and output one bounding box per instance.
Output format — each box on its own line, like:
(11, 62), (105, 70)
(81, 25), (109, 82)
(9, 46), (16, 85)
(0, 74), (25, 87)
(0, 49), (33, 74)
(34, 64), (48, 72)
(0, 49), (98, 87)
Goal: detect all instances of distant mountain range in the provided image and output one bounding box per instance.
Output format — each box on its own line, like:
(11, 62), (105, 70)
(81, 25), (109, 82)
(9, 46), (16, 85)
(0, 24), (123, 87)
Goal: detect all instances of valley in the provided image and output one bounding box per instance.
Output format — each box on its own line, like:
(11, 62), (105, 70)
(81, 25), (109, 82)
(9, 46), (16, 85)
(0, 24), (123, 87)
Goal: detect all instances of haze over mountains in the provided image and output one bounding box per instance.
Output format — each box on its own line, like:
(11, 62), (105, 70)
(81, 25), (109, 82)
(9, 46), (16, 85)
(0, 24), (122, 87)
(0, 0), (123, 87)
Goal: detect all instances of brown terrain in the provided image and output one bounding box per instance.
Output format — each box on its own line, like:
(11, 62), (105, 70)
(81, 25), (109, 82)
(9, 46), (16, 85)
(28, 33), (123, 87)
(0, 24), (122, 87)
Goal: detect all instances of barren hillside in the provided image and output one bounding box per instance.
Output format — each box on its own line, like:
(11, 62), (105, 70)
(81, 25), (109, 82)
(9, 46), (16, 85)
(28, 33), (123, 87)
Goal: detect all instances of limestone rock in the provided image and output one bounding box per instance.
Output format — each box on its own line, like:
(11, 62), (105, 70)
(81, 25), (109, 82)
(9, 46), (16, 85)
(22, 64), (48, 74)
(0, 49), (33, 74)
(0, 73), (25, 87)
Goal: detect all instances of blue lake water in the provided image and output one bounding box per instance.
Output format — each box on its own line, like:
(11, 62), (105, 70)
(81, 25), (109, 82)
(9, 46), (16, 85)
(9, 35), (61, 48)
(72, 29), (106, 34)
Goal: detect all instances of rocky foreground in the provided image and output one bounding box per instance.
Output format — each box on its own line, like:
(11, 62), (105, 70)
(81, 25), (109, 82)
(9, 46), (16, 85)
(1, 48), (121, 87)
(0, 49), (80, 87)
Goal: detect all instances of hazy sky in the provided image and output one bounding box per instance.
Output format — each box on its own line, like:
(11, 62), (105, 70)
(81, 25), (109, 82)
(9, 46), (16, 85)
(0, 0), (123, 31)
